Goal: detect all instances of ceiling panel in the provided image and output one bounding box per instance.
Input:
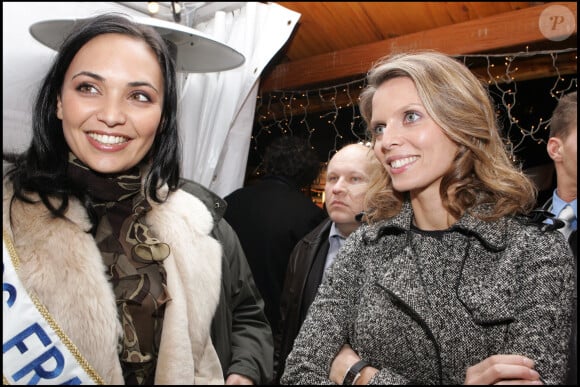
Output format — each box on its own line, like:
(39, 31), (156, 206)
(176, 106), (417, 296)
(276, 2), (536, 62)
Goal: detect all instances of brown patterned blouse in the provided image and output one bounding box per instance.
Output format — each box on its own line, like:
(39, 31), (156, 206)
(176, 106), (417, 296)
(68, 155), (171, 384)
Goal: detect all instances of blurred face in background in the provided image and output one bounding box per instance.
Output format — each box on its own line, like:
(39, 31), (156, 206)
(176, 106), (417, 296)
(325, 144), (376, 236)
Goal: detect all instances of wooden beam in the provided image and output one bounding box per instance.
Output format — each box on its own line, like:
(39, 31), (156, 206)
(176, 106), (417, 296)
(260, 2), (577, 92)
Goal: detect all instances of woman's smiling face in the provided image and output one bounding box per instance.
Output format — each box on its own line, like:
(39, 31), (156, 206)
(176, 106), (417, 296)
(57, 33), (164, 173)
(371, 76), (459, 198)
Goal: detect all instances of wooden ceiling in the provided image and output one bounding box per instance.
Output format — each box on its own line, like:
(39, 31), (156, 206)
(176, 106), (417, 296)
(260, 2), (577, 92)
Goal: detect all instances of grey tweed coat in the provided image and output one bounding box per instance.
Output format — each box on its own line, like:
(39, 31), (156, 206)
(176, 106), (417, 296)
(281, 201), (576, 385)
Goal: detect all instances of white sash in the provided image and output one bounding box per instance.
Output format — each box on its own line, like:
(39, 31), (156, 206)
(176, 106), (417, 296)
(3, 230), (104, 385)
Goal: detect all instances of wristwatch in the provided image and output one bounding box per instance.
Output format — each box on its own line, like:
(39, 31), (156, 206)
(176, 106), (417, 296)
(342, 360), (369, 385)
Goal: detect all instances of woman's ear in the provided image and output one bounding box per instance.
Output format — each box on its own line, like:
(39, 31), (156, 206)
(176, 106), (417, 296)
(546, 136), (563, 162)
(56, 96), (63, 120)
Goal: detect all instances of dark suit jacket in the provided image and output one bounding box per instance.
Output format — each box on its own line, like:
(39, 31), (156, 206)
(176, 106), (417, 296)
(275, 218), (332, 383)
(224, 176), (326, 340)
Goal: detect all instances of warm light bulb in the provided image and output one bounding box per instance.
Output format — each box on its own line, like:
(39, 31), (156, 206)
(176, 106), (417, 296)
(148, 2), (160, 14)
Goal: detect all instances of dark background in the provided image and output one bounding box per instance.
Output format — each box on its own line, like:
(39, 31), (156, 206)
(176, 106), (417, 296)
(249, 73), (576, 170)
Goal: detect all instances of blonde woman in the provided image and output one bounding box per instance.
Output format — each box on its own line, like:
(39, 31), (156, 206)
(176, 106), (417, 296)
(281, 51), (575, 385)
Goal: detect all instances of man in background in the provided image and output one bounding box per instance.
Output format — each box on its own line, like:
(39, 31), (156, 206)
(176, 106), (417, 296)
(542, 90), (576, 384)
(274, 142), (380, 383)
(224, 136), (326, 344)
(543, 91), (577, 246)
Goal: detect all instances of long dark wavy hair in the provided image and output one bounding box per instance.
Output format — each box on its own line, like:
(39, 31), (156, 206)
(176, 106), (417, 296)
(4, 13), (181, 218)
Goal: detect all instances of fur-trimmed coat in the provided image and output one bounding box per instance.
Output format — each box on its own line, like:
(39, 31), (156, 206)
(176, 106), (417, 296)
(3, 179), (224, 384)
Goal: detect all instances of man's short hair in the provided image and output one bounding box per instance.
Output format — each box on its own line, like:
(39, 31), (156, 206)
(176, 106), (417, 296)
(263, 136), (321, 188)
(549, 91), (577, 139)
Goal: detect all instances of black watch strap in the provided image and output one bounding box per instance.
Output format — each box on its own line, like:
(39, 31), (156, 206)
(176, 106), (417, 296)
(342, 359), (370, 385)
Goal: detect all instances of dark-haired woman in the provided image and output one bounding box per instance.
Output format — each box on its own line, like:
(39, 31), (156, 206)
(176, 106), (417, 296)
(4, 14), (224, 384)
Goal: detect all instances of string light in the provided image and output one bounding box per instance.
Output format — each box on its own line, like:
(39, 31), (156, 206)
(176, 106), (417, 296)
(462, 48), (577, 157)
(254, 77), (368, 167)
(255, 48), (576, 166)
(252, 48), (576, 204)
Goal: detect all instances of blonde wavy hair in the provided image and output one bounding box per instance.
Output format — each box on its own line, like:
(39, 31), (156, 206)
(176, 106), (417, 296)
(359, 51), (537, 223)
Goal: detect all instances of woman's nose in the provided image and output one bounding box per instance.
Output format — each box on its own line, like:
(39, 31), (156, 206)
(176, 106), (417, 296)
(378, 127), (401, 151)
(96, 99), (127, 126)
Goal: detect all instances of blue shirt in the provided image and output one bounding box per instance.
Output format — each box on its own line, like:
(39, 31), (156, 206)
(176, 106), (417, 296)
(322, 222), (346, 281)
(550, 190), (577, 231)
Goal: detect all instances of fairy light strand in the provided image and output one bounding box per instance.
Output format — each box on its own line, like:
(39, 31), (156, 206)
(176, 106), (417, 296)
(253, 48), (577, 168)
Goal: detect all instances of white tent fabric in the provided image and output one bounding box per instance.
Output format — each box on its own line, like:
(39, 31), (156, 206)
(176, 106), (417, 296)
(2, 2), (301, 198)
(179, 3), (300, 197)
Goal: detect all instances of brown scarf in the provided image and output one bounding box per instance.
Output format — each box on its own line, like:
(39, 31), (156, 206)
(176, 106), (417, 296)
(67, 154), (171, 385)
